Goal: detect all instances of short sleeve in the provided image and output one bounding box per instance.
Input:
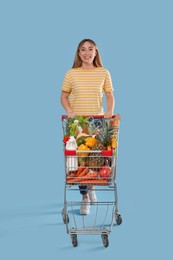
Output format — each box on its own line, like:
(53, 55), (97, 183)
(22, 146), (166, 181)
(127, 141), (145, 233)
(61, 71), (72, 93)
(103, 69), (114, 92)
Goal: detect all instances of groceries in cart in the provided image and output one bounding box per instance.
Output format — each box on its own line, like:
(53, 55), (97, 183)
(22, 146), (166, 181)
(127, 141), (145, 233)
(61, 115), (122, 248)
(62, 115), (120, 186)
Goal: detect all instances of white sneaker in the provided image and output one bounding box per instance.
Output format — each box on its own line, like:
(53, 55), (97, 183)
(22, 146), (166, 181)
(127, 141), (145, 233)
(88, 190), (97, 204)
(79, 199), (90, 215)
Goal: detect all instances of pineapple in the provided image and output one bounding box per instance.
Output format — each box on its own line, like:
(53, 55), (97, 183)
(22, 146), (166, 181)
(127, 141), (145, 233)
(95, 120), (115, 147)
(87, 140), (105, 171)
(110, 115), (120, 137)
(85, 119), (117, 170)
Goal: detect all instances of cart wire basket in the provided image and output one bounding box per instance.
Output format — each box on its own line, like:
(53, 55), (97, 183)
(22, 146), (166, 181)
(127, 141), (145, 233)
(61, 115), (122, 247)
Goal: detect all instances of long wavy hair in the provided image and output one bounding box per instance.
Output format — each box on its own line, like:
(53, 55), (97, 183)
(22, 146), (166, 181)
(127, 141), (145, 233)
(72, 39), (103, 68)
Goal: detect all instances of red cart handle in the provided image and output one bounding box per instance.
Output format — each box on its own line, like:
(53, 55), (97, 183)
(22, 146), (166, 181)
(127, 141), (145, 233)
(61, 114), (120, 120)
(64, 149), (113, 156)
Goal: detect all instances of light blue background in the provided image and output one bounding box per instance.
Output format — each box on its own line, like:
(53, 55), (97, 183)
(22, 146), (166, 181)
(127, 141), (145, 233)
(0, 0), (173, 259)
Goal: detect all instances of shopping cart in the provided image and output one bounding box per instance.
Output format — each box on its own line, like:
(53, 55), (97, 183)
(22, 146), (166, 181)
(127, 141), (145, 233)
(61, 115), (122, 247)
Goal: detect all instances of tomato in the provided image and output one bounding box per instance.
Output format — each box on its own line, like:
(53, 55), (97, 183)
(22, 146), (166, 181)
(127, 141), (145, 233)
(99, 166), (111, 177)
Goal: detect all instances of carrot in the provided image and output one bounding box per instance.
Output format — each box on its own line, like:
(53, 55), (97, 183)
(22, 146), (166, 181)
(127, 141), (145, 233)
(66, 175), (89, 183)
(66, 169), (109, 185)
(77, 167), (89, 177)
(86, 171), (98, 178)
(79, 179), (108, 185)
(94, 180), (108, 186)
(76, 161), (85, 176)
(66, 177), (79, 183)
(79, 180), (92, 183)
(67, 173), (76, 178)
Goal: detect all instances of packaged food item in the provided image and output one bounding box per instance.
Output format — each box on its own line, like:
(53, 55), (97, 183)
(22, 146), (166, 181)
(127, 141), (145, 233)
(65, 136), (78, 171)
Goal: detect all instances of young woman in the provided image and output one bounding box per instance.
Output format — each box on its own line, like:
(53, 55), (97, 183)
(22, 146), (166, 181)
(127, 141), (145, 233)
(61, 39), (115, 215)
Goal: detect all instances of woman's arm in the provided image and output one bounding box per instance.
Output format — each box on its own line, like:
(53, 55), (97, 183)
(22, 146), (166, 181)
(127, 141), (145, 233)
(104, 92), (115, 118)
(60, 91), (76, 118)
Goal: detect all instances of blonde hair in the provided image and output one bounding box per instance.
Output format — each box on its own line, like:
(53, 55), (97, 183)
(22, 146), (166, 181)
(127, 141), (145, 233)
(72, 39), (103, 68)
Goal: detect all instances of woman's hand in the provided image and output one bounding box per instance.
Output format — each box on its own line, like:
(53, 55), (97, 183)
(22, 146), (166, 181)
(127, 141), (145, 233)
(61, 91), (76, 118)
(67, 111), (76, 118)
(105, 92), (115, 118)
(104, 111), (113, 119)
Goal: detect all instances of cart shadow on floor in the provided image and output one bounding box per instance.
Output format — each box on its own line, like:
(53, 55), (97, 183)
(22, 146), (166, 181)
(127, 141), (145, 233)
(0, 202), (65, 230)
(67, 208), (81, 216)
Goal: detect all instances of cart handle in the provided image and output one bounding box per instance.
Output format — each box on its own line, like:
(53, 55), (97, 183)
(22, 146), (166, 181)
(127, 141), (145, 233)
(64, 149), (113, 156)
(61, 114), (120, 120)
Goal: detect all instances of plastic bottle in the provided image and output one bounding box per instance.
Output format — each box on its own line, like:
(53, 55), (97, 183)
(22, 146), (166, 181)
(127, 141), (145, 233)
(65, 136), (78, 172)
(74, 120), (83, 135)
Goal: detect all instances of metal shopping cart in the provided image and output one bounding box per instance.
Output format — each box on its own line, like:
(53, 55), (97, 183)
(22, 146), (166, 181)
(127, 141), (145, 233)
(61, 115), (122, 247)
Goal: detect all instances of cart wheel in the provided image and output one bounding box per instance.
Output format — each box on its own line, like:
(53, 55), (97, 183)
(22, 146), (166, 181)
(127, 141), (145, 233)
(101, 234), (109, 248)
(62, 209), (69, 224)
(71, 234), (78, 247)
(115, 214), (122, 225)
(63, 214), (69, 224)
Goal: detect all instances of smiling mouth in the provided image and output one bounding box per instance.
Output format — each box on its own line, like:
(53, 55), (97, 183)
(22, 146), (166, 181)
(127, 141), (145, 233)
(83, 56), (91, 59)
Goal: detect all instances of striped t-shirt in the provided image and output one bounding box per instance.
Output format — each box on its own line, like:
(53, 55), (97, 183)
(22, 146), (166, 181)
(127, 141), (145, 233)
(61, 67), (114, 115)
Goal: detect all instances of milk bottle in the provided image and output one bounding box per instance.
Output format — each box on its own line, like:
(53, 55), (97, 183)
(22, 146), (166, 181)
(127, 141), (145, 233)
(65, 136), (78, 172)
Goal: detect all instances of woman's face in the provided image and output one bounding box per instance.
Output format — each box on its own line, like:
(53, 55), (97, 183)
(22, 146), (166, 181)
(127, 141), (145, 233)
(78, 41), (97, 65)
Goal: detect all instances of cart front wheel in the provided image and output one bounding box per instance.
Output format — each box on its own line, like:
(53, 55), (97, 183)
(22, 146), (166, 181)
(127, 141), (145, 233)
(62, 208), (69, 224)
(63, 214), (69, 224)
(71, 234), (78, 247)
(115, 214), (122, 225)
(101, 234), (109, 248)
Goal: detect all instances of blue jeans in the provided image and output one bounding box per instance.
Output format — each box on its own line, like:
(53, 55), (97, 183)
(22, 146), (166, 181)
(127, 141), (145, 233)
(79, 185), (88, 195)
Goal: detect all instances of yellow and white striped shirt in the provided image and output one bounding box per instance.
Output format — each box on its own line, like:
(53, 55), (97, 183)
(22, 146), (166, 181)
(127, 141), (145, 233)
(61, 67), (114, 115)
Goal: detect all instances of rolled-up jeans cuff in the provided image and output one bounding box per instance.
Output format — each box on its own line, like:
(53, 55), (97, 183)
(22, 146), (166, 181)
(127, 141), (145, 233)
(79, 185), (88, 195)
